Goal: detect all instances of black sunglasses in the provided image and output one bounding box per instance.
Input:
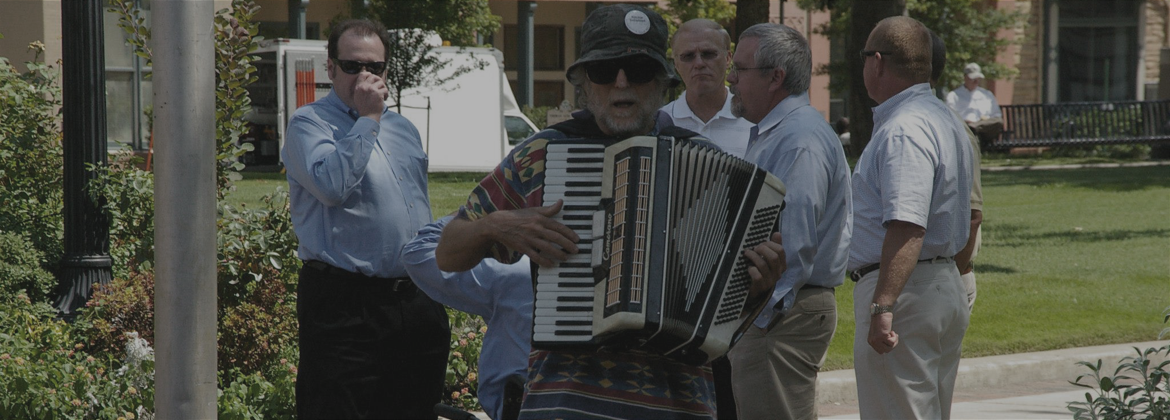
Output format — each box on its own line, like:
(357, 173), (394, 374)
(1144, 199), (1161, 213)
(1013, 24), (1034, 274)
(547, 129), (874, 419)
(333, 59), (387, 75)
(860, 50), (893, 60)
(584, 57), (660, 85)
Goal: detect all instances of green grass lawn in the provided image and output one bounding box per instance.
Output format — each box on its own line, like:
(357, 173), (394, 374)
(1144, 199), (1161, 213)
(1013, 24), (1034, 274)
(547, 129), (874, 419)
(236, 164), (1170, 371)
(824, 165), (1170, 370)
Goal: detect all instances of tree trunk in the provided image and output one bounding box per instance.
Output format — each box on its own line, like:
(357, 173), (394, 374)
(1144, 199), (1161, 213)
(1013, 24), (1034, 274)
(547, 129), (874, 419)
(734, 0), (771, 40)
(848, 0), (904, 156)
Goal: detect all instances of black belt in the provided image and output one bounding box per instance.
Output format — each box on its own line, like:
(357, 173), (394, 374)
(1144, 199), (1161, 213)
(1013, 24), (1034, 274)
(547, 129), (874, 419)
(302, 260), (415, 292)
(849, 256), (955, 282)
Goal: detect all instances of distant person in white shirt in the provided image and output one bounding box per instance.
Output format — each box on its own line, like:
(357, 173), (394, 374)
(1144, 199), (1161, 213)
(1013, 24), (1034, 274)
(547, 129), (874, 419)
(946, 62), (1003, 149)
(660, 18), (754, 158)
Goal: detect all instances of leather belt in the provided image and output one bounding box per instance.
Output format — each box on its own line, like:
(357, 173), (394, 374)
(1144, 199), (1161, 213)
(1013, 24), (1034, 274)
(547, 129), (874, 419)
(849, 256), (955, 282)
(302, 260), (414, 292)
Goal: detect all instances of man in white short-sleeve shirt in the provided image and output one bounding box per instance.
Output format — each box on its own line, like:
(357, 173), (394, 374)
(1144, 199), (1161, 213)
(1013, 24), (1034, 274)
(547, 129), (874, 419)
(850, 16), (974, 419)
(946, 62), (1003, 149)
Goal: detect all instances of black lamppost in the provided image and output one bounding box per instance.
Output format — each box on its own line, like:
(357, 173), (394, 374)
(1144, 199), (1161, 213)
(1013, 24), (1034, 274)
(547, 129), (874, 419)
(56, 0), (113, 318)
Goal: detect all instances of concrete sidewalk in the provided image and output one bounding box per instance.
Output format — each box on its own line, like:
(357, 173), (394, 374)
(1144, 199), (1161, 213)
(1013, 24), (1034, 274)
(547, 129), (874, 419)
(818, 340), (1168, 419)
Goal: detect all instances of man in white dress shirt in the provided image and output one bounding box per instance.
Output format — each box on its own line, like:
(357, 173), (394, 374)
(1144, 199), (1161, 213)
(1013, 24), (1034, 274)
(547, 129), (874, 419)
(851, 16), (974, 419)
(725, 23), (852, 420)
(946, 62), (1003, 149)
(660, 18), (754, 158)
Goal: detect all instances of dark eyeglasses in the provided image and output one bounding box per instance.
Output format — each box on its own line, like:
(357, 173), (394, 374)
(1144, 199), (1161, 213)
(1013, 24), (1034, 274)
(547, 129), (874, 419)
(584, 57), (660, 85)
(333, 59), (387, 75)
(860, 50), (893, 60)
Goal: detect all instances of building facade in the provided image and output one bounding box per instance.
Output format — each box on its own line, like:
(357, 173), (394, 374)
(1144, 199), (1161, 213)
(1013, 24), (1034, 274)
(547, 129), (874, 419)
(2, 0), (1165, 153)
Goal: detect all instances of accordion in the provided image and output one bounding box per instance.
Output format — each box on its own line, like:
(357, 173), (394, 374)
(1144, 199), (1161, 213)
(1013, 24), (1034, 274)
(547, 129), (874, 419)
(532, 135), (787, 365)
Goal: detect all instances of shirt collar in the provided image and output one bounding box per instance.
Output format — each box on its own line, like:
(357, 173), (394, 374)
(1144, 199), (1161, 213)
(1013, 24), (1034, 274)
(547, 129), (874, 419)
(872, 83), (932, 124)
(324, 90), (362, 120)
(671, 87), (736, 122)
(755, 91), (810, 135)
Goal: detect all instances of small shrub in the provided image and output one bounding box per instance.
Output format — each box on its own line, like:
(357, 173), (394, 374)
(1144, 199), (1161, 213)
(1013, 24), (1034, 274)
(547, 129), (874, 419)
(0, 231), (57, 304)
(218, 285), (297, 374)
(444, 309), (487, 411)
(217, 363), (297, 420)
(1068, 307), (1170, 420)
(76, 270), (155, 357)
(90, 157), (155, 280)
(0, 51), (65, 270)
(522, 105), (552, 130)
(0, 293), (154, 419)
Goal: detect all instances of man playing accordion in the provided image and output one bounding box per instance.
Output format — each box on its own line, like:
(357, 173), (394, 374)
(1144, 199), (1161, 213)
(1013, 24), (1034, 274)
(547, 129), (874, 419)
(434, 5), (786, 420)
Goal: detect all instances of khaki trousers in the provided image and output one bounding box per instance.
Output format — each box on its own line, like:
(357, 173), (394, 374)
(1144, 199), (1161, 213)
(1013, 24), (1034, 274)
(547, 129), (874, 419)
(728, 286), (837, 420)
(852, 263), (970, 419)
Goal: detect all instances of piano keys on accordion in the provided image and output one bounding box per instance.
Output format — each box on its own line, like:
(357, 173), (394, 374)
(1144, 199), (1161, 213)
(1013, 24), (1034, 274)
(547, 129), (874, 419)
(533, 135), (787, 366)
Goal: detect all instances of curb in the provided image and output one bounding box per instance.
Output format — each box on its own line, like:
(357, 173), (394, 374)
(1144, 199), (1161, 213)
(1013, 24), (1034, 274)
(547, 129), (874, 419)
(815, 340), (1169, 405)
(982, 160), (1170, 172)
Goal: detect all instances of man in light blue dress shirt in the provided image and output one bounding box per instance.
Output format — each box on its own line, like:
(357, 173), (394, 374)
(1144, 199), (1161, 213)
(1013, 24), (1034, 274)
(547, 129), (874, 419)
(403, 215), (533, 420)
(725, 23), (852, 420)
(282, 19), (447, 419)
(851, 17), (973, 419)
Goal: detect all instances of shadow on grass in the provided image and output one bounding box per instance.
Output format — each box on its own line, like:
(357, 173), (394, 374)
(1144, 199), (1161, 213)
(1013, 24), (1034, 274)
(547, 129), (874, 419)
(989, 222), (1170, 248)
(975, 264), (1018, 274)
(982, 166), (1170, 192)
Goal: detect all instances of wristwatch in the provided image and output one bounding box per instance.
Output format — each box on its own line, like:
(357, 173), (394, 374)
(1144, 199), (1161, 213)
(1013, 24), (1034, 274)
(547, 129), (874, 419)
(870, 303), (894, 316)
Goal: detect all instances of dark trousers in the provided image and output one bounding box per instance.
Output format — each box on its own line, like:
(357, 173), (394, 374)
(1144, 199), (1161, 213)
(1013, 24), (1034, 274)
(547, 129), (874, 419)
(296, 263), (450, 420)
(713, 355), (738, 420)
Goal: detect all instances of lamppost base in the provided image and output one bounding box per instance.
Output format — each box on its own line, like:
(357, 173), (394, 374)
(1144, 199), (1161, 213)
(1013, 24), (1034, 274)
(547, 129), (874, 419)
(54, 254), (113, 320)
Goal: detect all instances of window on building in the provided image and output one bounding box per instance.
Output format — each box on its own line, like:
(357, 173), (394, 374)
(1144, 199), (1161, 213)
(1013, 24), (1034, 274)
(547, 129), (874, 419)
(503, 25), (564, 71)
(509, 80), (564, 108)
(104, 0), (151, 151)
(1054, 0), (1142, 102)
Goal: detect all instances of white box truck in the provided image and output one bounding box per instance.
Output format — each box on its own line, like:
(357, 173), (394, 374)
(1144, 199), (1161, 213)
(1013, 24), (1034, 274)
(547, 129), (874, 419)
(243, 38), (537, 172)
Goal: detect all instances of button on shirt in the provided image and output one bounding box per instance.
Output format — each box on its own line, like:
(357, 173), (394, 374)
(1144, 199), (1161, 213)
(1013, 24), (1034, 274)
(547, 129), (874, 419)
(743, 92), (852, 328)
(850, 83), (973, 271)
(402, 216), (532, 420)
(946, 86), (1002, 123)
(661, 87), (754, 157)
(283, 90), (432, 278)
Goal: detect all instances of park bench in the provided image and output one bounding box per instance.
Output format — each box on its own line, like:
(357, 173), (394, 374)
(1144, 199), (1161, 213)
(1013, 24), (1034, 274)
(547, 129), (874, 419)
(993, 99), (1170, 150)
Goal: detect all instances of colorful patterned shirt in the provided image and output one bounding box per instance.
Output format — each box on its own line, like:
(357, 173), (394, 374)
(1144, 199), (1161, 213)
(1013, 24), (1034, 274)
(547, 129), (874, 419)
(458, 111), (718, 419)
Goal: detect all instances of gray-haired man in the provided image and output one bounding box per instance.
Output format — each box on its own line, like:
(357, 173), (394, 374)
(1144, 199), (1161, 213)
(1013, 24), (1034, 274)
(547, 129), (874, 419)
(726, 23), (852, 420)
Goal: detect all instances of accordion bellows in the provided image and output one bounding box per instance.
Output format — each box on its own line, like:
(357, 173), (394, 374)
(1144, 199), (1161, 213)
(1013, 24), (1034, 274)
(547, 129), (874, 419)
(534, 136), (787, 365)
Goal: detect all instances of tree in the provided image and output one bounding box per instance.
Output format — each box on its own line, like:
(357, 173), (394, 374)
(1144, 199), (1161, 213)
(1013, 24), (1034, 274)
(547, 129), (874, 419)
(366, 0), (500, 47)
(355, 0), (501, 114)
(654, 0), (736, 34)
(847, 0), (904, 157)
(798, 0), (1025, 153)
(734, 0), (771, 41)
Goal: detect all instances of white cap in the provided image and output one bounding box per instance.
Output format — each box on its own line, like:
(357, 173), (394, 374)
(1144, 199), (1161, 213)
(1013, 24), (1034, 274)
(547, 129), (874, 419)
(963, 62), (985, 80)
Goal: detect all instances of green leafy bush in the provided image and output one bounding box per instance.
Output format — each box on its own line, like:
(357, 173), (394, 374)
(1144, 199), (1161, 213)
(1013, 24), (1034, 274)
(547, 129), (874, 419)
(0, 232), (57, 303)
(444, 309), (487, 410)
(75, 270), (155, 357)
(0, 293), (154, 419)
(90, 156), (156, 280)
(1068, 307), (1170, 420)
(218, 363), (297, 420)
(0, 50), (64, 272)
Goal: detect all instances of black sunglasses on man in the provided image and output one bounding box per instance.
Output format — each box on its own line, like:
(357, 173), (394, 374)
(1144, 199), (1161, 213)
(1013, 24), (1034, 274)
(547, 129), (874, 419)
(584, 56), (659, 85)
(334, 59), (387, 75)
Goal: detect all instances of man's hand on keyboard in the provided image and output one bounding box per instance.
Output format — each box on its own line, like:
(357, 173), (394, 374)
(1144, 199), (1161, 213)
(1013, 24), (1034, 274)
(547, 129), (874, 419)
(485, 199), (581, 267)
(744, 232), (786, 300)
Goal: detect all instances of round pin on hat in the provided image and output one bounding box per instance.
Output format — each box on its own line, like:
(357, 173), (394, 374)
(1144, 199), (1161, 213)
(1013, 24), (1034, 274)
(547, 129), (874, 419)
(624, 10), (650, 35)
